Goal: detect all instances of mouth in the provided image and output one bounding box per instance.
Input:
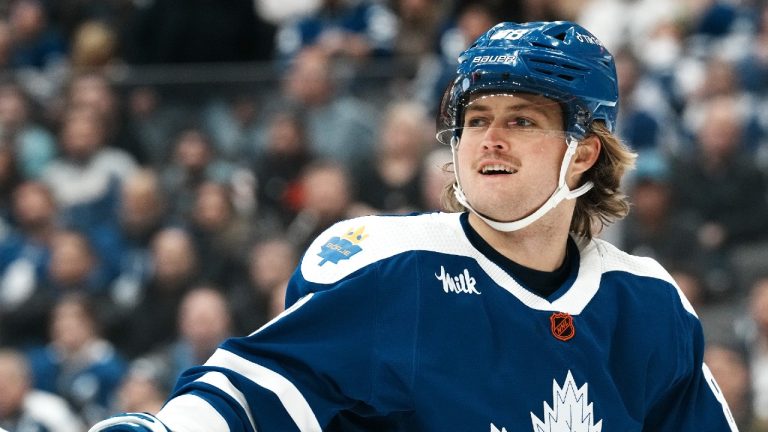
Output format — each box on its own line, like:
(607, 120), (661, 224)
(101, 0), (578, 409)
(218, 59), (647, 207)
(478, 163), (518, 175)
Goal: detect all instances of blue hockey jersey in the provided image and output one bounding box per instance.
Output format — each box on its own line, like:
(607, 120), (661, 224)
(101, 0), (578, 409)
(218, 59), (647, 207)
(154, 212), (737, 431)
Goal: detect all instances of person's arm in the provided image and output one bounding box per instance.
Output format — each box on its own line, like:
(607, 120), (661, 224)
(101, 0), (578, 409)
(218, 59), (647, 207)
(91, 245), (418, 431)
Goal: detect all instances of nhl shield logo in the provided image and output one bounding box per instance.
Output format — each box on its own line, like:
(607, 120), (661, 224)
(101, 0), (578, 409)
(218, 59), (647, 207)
(550, 312), (575, 341)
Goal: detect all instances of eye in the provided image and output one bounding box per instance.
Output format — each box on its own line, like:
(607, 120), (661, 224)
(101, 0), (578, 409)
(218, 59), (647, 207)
(508, 117), (535, 128)
(464, 116), (488, 128)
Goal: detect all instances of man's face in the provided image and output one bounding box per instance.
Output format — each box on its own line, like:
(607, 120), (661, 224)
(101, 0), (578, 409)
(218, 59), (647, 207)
(455, 93), (566, 222)
(60, 111), (104, 160)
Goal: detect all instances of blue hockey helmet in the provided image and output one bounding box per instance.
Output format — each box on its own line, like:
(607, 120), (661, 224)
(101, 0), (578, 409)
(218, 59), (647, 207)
(437, 21), (618, 141)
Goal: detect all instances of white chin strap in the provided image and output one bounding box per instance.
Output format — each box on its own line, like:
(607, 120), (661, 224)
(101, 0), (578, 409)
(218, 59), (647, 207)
(450, 135), (594, 232)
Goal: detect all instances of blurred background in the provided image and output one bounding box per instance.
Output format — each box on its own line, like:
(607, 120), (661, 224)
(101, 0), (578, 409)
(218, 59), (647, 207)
(1, 0), (768, 430)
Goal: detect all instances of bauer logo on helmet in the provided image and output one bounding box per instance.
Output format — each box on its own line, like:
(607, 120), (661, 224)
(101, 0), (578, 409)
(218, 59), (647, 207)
(471, 54), (517, 65)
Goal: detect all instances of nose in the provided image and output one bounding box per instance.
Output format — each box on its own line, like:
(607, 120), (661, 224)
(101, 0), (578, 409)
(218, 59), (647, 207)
(481, 126), (510, 151)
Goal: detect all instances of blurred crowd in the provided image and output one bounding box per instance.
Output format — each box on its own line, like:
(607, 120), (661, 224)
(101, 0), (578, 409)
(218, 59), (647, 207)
(1, 0), (768, 430)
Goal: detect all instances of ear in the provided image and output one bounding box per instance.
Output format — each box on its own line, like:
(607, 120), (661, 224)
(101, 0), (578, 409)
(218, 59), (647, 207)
(568, 135), (601, 183)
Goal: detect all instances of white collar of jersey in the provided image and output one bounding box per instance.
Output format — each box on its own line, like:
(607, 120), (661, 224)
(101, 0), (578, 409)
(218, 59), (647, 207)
(302, 213), (600, 314)
(449, 134), (594, 232)
(301, 213), (687, 315)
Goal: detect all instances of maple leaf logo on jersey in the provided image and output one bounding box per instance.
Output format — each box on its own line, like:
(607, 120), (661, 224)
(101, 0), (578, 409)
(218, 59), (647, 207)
(530, 371), (602, 432)
(317, 226), (368, 266)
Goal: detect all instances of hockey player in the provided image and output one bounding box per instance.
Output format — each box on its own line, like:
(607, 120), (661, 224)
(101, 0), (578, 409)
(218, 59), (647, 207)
(90, 21), (738, 431)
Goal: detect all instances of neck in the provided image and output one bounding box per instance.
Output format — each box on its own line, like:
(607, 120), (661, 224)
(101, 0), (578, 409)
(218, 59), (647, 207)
(468, 209), (572, 271)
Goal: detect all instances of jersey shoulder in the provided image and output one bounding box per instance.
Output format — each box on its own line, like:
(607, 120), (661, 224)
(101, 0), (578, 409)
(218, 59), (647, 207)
(591, 237), (696, 316)
(301, 212), (464, 284)
(592, 238), (672, 282)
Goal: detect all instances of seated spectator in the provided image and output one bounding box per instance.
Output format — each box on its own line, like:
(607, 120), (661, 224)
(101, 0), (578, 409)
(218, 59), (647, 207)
(45, 229), (110, 295)
(39, 227), (118, 327)
(159, 127), (238, 223)
(7, 0), (67, 71)
(0, 181), (60, 347)
(117, 227), (200, 358)
(85, 169), (169, 320)
(670, 95), (768, 298)
(41, 105), (138, 230)
(26, 294), (126, 426)
(138, 286), (233, 390)
(680, 56), (764, 153)
(254, 107), (316, 229)
(2, 227), (115, 344)
(0, 348), (84, 432)
(228, 238), (298, 334)
(185, 181), (254, 289)
(63, 72), (147, 164)
(352, 100), (432, 215)
(279, 47), (378, 169)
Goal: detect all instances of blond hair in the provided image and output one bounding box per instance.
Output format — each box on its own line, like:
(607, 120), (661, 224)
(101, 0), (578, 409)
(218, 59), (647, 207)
(440, 123), (636, 238)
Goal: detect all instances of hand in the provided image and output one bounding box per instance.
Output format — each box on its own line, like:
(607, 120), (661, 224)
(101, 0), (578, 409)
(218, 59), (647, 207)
(89, 413), (171, 432)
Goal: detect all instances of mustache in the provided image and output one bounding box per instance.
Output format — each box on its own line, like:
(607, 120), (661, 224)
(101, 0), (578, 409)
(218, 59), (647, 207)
(472, 152), (521, 171)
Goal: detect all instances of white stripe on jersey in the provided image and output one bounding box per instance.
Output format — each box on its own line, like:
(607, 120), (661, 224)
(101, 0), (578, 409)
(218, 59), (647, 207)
(196, 372), (257, 431)
(158, 394), (229, 432)
(205, 349), (322, 432)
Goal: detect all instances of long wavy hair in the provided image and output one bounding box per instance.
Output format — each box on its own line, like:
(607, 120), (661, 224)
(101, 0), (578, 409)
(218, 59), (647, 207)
(440, 122), (636, 239)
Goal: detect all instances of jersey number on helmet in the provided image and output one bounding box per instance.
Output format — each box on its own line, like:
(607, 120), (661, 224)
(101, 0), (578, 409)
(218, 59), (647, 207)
(490, 29), (529, 41)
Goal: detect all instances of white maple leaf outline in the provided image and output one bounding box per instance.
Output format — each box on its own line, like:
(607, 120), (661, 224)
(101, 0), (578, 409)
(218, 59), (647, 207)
(530, 371), (603, 432)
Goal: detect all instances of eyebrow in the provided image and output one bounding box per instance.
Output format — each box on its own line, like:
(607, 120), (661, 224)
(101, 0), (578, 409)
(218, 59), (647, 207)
(464, 101), (559, 120)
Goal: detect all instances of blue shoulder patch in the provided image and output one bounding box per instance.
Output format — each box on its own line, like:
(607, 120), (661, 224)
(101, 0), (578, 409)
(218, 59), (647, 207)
(316, 226), (368, 266)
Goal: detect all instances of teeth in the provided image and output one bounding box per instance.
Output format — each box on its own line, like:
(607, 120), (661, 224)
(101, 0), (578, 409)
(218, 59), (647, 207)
(481, 164), (516, 174)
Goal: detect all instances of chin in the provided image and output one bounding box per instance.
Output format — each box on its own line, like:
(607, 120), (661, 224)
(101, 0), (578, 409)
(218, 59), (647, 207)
(473, 203), (524, 222)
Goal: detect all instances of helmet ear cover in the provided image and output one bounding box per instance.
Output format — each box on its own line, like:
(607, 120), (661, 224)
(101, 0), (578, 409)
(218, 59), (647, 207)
(436, 21), (618, 143)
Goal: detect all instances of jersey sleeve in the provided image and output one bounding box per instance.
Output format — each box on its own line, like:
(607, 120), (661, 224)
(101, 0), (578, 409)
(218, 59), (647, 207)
(155, 238), (419, 431)
(642, 288), (738, 431)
